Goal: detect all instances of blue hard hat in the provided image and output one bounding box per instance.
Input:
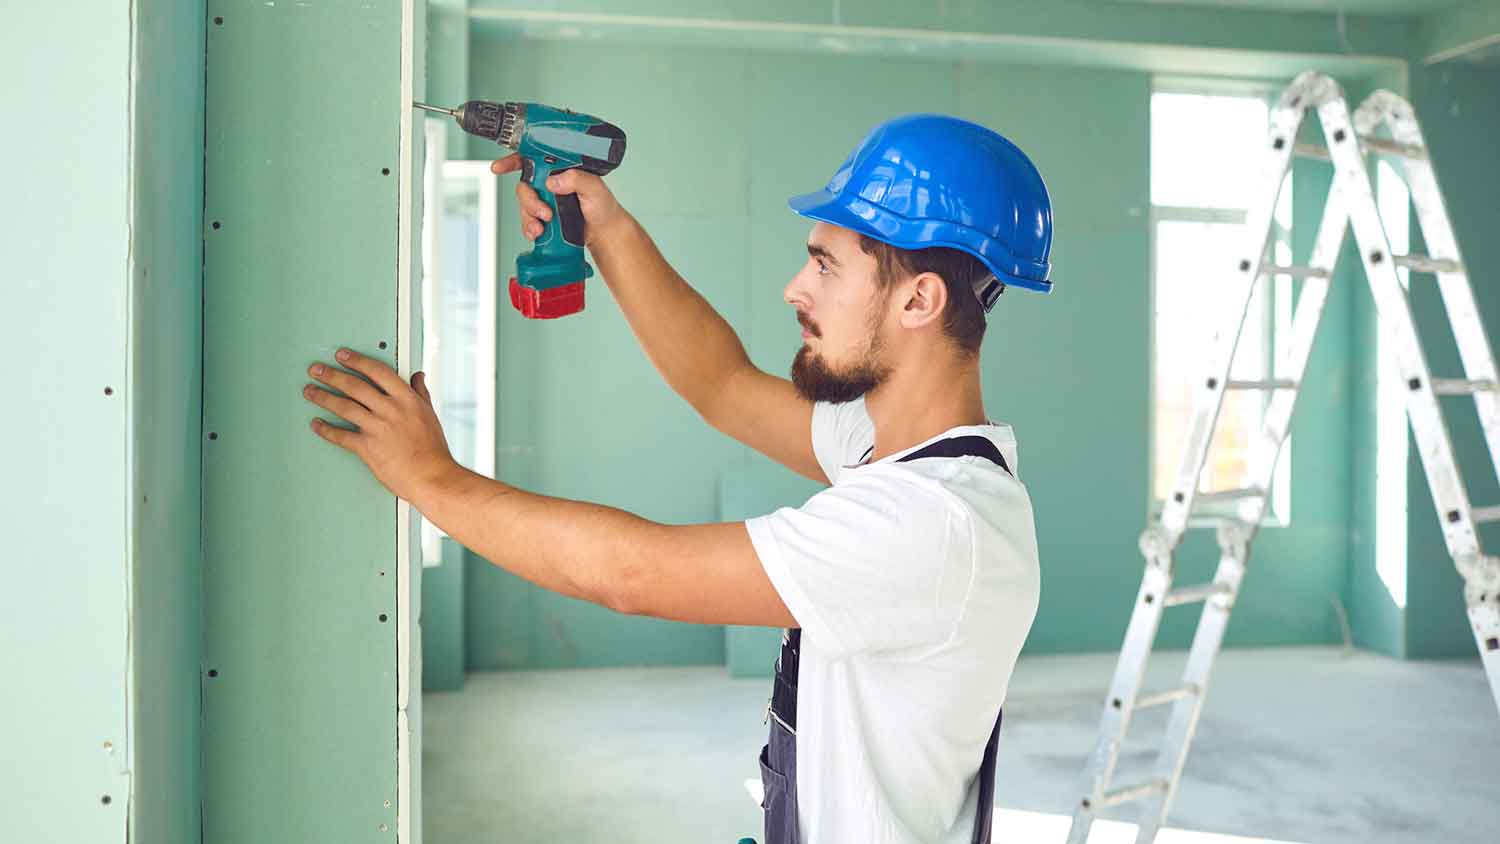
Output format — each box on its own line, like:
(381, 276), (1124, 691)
(788, 114), (1054, 302)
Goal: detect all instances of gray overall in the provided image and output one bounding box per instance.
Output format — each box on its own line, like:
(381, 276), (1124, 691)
(758, 436), (1012, 844)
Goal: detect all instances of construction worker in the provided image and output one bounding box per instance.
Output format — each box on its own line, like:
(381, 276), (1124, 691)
(301, 113), (1052, 843)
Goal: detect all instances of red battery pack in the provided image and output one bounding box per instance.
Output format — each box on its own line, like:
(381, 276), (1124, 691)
(509, 277), (585, 319)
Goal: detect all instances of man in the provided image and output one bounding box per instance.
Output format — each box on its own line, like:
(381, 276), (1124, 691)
(301, 113), (1052, 843)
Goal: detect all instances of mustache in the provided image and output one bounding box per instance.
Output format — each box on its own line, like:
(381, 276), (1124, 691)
(797, 312), (821, 338)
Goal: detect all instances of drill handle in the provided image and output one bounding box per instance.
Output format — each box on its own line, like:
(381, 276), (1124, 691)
(520, 157), (587, 249)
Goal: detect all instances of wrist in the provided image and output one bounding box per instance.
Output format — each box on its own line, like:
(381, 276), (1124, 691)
(412, 459), (470, 512)
(587, 208), (636, 253)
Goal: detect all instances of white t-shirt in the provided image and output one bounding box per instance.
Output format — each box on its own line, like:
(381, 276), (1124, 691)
(745, 397), (1041, 843)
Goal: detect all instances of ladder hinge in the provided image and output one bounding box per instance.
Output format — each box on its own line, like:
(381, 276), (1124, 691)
(1358, 134), (1428, 160)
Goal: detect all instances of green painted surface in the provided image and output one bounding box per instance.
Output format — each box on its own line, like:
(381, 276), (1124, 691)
(429, 2), (472, 160)
(424, 539), (469, 691)
(1419, 0), (1500, 63)
(454, 35), (1367, 668)
(1404, 63), (1500, 659)
(2, 3), (134, 840)
(202, 1), (415, 840)
(466, 0), (1411, 80)
(129, 2), (207, 843)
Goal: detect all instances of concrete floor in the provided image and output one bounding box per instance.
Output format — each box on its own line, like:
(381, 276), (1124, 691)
(422, 647), (1500, 843)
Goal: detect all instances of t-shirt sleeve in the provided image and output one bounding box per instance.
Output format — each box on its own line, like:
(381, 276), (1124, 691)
(745, 471), (969, 659)
(809, 400), (875, 484)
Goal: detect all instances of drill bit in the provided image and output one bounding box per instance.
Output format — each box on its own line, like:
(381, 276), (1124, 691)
(413, 102), (460, 118)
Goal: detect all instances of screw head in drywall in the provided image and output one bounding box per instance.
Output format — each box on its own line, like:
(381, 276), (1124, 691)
(208, 669), (218, 677)
(209, 432), (218, 440)
(378, 341), (388, 349)
(213, 16), (223, 25)
(104, 387), (113, 396)
(379, 613), (389, 623)
(212, 220), (221, 230)
(102, 795), (112, 805)
(381, 167), (391, 176)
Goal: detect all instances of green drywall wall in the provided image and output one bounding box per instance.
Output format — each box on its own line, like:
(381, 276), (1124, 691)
(456, 37), (1363, 668)
(1404, 62), (1500, 659)
(3, 3), (134, 840)
(129, 2), (207, 843)
(429, 2), (471, 160)
(202, 1), (422, 841)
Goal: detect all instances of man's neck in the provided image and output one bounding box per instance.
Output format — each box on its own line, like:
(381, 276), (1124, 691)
(862, 358), (988, 464)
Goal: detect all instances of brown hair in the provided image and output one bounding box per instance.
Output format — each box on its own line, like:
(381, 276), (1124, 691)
(857, 235), (993, 356)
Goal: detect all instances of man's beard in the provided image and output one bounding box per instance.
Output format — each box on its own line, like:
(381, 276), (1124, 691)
(790, 336), (892, 403)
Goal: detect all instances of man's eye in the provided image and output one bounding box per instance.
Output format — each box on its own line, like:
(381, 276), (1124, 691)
(816, 259), (830, 274)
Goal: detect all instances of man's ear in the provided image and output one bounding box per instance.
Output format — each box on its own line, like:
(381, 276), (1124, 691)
(899, 272), (948, 329)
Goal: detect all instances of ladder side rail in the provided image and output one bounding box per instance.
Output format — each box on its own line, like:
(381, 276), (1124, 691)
(1233, 180), (1353, 527)
(1325, 95), (1483, 562)
(1358, 90), (1500, 721)
(1134, 524), (1253, 844)
(1158, 99), (1306, 540)
(1363, 96), (1500, 487)
(1065, 561), (1174, 844)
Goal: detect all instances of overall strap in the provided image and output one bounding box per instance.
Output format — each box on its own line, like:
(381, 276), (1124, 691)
(895, 434), (1011, 475)
(898, 434), (1009, 844)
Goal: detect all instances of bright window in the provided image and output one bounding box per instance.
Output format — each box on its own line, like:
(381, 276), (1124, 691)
(1150, 86), (1292, 524)
(419, 118), (498, 566)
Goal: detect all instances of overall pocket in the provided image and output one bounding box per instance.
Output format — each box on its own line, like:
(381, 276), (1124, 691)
(758, 736), (798, 844)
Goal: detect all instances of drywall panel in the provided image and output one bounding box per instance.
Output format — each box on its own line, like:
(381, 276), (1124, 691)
(202, 1), (421, 840)
(128, 1), (207, 843)
(1, 2), (132, 840)
(1405, 63), (1500, 658)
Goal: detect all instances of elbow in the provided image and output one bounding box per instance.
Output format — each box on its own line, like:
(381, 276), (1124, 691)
(600, 560), (646, 617)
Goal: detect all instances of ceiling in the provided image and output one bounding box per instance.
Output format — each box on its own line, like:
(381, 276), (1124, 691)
(1106, 0), (1473, 17)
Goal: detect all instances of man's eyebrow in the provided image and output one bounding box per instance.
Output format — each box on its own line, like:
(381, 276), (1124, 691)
(806, 242), (842, 267)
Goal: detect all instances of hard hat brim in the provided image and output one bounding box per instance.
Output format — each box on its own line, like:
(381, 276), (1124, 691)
(788, 190), (1054, 294)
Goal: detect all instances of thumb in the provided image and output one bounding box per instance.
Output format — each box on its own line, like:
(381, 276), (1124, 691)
(412, 371), (433, 404)
(545, 168), (590, 197)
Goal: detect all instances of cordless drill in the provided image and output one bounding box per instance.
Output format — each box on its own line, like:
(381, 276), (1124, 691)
(415, 100), (627, 319)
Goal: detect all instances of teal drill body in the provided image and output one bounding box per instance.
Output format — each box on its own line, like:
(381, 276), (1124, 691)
(417, 100), (626, 318)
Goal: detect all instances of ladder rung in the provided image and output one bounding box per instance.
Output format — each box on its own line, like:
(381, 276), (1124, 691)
(1358, 134), (1428, 160)
(1433, 379), (1498, 396)
(1296, 137), (1429, 160)
(1263, 264), (1330, 279)
(1193, 488), (1266, 505)
(1164, 583), (1233, 607)
(1472, 505), (1500, 524)
(1227, 379), (1299, 390)
(1393, 254), (1463, 274)
(1293, 142), (1330, 161)
(1091, 780), (1169, 810)
(1134, 684), (1201, 710)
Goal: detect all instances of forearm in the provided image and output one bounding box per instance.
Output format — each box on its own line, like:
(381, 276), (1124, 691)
(588, 212), (752, 416)
(411, 463), (650, 611)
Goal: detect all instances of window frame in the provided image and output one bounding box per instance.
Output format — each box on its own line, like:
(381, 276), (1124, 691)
(1147, 77), (1294, 529)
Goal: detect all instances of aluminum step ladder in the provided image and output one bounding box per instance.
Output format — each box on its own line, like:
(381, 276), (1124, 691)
(1066, 71), (1500, 844)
